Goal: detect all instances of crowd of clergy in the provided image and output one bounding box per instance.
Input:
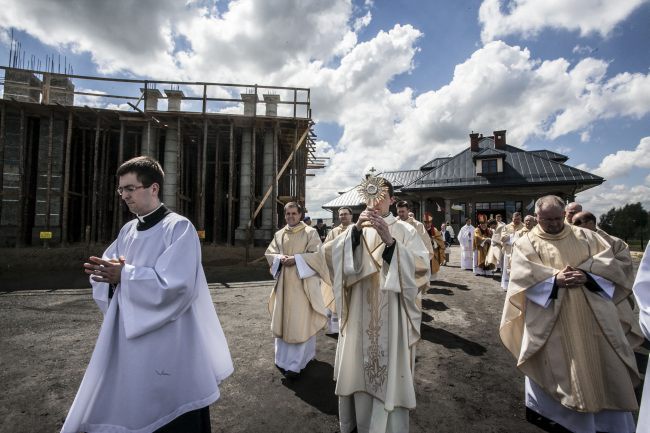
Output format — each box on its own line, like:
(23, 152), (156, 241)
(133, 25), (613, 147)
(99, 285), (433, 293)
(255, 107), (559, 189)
(60, 156), (650, 433)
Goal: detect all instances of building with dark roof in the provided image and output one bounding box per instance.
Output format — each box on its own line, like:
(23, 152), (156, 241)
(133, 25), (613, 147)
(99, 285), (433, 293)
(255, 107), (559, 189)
(322, 130), (603, 231)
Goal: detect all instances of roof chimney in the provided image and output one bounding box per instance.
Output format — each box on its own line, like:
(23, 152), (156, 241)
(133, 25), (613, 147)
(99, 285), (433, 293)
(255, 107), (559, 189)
(494, 130), (506, 150)
(470, 132), (480, 152)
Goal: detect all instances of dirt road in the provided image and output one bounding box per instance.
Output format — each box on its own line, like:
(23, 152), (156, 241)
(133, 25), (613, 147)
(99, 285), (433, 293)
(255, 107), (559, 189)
(0, 246), (644, 432)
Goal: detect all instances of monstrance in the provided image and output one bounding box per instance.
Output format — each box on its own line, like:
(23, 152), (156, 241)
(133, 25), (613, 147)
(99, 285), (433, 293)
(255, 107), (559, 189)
(356, 176), (388, 227)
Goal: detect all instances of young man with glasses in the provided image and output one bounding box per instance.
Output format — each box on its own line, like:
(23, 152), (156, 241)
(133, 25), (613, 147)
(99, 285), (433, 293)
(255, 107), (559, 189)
(62, 156), (233, 433)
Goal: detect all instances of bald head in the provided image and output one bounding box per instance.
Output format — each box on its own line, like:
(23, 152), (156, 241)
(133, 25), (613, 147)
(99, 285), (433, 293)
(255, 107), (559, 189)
(572, 211), (597, 231)
(565, 202), (582, 224)
(535, 195), (566, 234)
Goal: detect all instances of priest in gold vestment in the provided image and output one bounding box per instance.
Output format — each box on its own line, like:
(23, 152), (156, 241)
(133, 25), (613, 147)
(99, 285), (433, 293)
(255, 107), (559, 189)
(324, 179), (430, 433)
(265, 202), (327, 378)
(500, 196), (640, 433)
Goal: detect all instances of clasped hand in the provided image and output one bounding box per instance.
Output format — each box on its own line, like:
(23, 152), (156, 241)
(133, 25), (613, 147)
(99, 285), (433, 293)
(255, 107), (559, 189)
(356, 209), (393, 245)
(555, 266), (587, 288)
(84, 256), (125, 284)
(280, 255), (296, 267)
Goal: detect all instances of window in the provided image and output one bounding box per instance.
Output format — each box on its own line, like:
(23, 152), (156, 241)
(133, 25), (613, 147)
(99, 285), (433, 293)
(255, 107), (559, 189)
(482, 159), (498, 173)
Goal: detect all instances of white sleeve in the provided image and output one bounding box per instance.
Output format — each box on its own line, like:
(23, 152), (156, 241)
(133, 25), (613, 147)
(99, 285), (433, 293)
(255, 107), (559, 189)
(118, 219), (202, 339)
(588, 273), (615, 300)
(294, 254), (317, 279)
(90, 239), (119, 314)
(526, 276), (555, 308)
(270, 256), (282, 279)
(633, 246), (650, 339)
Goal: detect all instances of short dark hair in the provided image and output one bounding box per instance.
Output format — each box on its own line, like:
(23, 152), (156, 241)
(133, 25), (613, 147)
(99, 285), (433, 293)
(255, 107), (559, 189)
(284, 201), (303, 215)
(575, 211), (596, 224)
(486, 218), (497, 227)
(338, 207), (352, 215)
(116, 156), (164, 195)
(396, 200), (410, 209)
(374, 177), (394, 198)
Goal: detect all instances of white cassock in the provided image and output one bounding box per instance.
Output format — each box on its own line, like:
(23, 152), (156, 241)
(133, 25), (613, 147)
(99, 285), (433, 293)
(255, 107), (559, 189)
(62, 213), (233, 433)
(633, 244), (650, 433)
(457, 225), (474, 270)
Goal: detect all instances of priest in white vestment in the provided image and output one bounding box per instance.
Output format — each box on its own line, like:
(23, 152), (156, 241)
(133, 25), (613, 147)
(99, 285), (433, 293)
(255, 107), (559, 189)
(324, 178), (430, 433)
(62, 156), (233, 433)
(321, 206), (355, 334)
(457, 218), (474, 270)
(265, 202), (327, 378)
(633, 244), (650, 433)
(498, 212), (524, 290)
(500, 196), (641, 433)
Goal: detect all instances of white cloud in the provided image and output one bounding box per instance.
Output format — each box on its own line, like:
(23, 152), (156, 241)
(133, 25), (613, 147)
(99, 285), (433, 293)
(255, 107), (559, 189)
(577, 183), (650, 218)
(584, 136), (650, 179)
(479, 0), (648, 43)
(580, 131), (590, 142)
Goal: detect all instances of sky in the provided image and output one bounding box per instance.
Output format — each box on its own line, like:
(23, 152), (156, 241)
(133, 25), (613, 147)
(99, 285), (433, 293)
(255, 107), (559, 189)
(1, 0), (649, 219)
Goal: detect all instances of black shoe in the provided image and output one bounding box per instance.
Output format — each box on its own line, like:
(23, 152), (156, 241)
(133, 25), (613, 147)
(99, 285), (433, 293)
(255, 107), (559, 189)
(284, 370), (300, 380)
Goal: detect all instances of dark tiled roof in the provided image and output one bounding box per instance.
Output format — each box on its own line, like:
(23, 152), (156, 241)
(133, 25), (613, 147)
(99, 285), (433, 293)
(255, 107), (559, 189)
(403, 138), (603, 192)
(472, 147), (506, 159)
(529, 149), (569, 163)
(322, 188), (364, 209)
(379, 170), (424, 188)
(421, 157), (451, 171)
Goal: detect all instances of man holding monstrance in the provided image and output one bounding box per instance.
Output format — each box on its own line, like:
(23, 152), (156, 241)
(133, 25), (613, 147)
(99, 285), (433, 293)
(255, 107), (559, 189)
(322, 176), (430, 433)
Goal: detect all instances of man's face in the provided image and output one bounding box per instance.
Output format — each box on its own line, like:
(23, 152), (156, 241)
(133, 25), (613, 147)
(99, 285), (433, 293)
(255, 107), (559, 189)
(496, 215), (503, 223)
(465, 219), (471, 226)
(396, 206), (410, 221)
(424, 221), (432, 230)
(524, 216), (535, 229)
(479, 222), (487, 230)
(118, 172), (157, 215)
(285, 207), (301, 226)
(572, 212), (597, 231)
(536, 206), (565, 234)
(338, 209), (352, 226)
(374, 193), (394, 215)
(512, 214), (522, 225)
(565, 203), (582, 223)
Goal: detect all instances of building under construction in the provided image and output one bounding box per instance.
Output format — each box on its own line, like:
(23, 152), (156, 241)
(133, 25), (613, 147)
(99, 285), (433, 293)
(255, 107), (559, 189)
(0, 66), (322, 247)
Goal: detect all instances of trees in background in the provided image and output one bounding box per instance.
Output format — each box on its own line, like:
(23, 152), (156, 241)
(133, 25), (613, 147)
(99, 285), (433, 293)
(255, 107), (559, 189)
(599, 202), (649, 249)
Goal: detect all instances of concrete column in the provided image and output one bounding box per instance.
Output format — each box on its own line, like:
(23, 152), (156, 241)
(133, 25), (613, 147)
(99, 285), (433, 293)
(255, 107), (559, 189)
(254, 128), (274, 241)
(241, 93), (258, 116)
(163, 127), (178, 210)
(165, 90), (184, 112)
(140, 88), (162, 112)
(235, 129), (252, 241)
(444, 198), (452, 223)
(141, 122), (157, 157)
(264, 94), (280, 116)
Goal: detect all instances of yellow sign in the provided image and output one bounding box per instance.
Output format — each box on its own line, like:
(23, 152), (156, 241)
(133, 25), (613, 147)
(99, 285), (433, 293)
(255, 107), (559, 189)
(40, 231), (53, 239)
(197, 230), (206, 239)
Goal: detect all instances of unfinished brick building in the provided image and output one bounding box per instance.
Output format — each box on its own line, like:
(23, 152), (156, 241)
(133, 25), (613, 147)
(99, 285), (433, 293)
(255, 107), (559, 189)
(0, 66), (321, 247)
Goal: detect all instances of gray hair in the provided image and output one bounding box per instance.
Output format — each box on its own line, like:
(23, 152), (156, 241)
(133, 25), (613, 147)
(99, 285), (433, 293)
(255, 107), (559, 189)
(534, 195), (565, 214)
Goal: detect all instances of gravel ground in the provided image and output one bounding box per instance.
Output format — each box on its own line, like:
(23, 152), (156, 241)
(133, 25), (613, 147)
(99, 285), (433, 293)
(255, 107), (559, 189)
(0, 245), (645, 433)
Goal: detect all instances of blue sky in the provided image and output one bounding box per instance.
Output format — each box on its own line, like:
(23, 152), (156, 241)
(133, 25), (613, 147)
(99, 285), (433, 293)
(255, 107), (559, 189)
(1, 0), (649, 218)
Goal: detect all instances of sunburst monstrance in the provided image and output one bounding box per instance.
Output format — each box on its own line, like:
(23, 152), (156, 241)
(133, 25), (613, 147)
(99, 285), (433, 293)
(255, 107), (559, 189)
(357, 176), (387, 210)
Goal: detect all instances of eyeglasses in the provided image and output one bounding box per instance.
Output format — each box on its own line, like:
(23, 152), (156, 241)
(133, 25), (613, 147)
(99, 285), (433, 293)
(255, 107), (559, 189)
(116, 185), (148, 195)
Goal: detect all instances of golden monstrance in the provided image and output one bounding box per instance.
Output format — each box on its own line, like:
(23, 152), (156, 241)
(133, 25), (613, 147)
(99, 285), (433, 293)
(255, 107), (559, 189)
(356, 176), (388, 211)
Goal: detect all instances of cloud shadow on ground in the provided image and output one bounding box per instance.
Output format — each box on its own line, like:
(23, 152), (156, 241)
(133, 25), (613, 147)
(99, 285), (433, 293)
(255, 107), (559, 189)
(420, 324), (487, 356)
(430, 280), (470, 291)
(282, 359), (338, 415)
(422, 299), (449, 311)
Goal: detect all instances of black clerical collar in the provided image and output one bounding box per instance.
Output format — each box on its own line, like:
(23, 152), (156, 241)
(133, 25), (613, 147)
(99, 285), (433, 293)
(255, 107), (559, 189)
(136, 204), (171, 231)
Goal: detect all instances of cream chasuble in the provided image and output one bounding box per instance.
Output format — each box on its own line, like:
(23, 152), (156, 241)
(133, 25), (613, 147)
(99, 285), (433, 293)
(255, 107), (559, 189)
(265, 222), (327, 344)
(633, 245), (650, 432)
(324, 214), (429, 433)
(458, 224), (474, 270)
(501, 224), (640, 414)
(404, 217), (437, 287)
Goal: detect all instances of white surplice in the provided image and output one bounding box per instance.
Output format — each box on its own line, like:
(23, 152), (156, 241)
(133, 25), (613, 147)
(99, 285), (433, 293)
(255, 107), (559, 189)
(633, 244), (650, 433)
(457, 224), (474, 270)
(62, 213), (233, 433)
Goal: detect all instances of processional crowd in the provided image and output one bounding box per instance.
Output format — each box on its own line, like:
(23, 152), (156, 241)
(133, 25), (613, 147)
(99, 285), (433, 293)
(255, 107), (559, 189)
(58, 156), (650, 433)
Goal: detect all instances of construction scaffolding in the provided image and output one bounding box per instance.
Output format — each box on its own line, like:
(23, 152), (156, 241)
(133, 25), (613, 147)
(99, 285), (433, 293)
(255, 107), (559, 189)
(0, 66), (322, 247)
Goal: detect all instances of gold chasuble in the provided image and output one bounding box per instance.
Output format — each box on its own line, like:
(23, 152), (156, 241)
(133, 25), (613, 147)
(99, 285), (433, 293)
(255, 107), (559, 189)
(266, 222), (327, 343)
(324, 214), (430, 421)
(501, 224), (640, 413)
(473, 227), (492, 270)
(429, 227), (446, 274)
